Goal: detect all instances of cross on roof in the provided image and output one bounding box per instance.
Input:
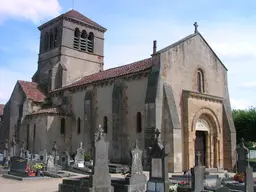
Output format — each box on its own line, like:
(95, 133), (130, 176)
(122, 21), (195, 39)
(194, 22), (199, 33)
(155, 129), (161, 139)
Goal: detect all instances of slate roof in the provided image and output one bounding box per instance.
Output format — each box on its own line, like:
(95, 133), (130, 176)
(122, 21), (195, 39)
(0, 104), (4, 116)
(28, 107), (69, 116)
(18, 80), (46, 102)
(50, 58), (152, 93)
(38, 9), (106, 31)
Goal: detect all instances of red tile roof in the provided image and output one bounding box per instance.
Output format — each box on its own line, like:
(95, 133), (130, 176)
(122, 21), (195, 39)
(28, 107), (69, 116)
(63, 10), (106, 30)
(51, 58), (152, 93)
(18, 81), (46, 102)
(0, 104), (4, 116)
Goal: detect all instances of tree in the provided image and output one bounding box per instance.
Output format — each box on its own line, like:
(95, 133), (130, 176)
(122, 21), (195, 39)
(232, 107), (256, 143)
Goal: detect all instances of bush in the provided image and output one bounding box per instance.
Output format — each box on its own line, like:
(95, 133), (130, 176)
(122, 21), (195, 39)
(84, 153), (91, 161)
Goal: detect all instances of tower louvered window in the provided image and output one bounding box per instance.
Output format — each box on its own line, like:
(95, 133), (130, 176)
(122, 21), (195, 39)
(87, 32), (94, 53)
(73, 28), (80, 49)
(80, 30), (87, 51)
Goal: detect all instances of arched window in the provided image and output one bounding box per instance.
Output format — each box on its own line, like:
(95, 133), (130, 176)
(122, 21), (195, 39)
(136, 112), (142, 133)
(77, 118), (81, 134)
(60, 118), (65, 135)
(44, 32), (49, 51)
(103, 116), (108, 133)
(80, 30), (87, 51)
(55, 65), (63, 89)
(48, 69), (52, 91)
(49, 30), (54, 49)
(197, 69), (204, 93)
(53, 27), (58, 48)
(73, 28), (80, 49)
(87, 32), (94, 53)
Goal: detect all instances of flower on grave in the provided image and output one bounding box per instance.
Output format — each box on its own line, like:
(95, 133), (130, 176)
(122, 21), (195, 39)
(177, 180), (190, 186)
(169, 183), (178, 192)
(233, 172), (245, 183)
(32, 163), (43, 171)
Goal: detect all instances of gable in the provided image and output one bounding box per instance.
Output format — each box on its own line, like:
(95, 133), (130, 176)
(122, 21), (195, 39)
(154, 33), (227, 71)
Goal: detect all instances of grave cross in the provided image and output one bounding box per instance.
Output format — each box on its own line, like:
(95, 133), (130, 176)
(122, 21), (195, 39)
(134, 139), (139, 148)
(98, 124), (104, 139)
(80, 141), (83, 148)
(194, 22), (199, 33)
(196, 151), (201, 166)
(154, 128), (161, 139)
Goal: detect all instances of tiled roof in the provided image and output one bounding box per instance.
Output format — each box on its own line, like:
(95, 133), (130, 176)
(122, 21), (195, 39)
(63, 10), (106, 31)
(0, 104), (4, 116)
(18, 81), (46, 102)
(28, 107), (69, 116)
(51, 58), (152, 93)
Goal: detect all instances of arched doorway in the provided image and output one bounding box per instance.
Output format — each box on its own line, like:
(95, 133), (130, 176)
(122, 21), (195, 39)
(195, 118), (210, 166)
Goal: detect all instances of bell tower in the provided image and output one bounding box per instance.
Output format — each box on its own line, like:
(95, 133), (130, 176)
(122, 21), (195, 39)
(32, 10), (107, 92)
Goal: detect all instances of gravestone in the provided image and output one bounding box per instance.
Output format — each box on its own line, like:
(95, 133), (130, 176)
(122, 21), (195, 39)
(191, 152), (205, 192)
(46, 154), (60, 173)
(147, 129), (169, 192)
(39, 149), (48, 164)
(19, 141), (26, 158)
(52, 141), (58, 164)
(88, 124), (113, 191)
(125, 140), (147, 191)
(10, 134), (16, 156)
(74, 142), (85, 168)
(236, 138), (249, 174)
(61, 151), (70, 169)
(245, 165), (253, 192)
(9, 156), (28, 177)
(3, 139), (9, 166)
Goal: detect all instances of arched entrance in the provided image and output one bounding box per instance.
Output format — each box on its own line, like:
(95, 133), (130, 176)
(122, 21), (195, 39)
(195, 118), (210, 166)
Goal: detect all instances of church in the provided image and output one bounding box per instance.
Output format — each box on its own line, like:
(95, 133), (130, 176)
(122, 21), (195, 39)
(0, 9), (236, 172)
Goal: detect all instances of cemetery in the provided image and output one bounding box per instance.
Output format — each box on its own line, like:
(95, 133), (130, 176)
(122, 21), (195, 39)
(1, 125), (256, 191)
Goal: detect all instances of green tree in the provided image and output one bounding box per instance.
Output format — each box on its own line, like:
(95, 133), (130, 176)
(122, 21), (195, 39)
(232, 107), (256, 143)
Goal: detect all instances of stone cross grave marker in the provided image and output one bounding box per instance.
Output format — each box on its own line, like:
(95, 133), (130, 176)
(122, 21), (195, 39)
(75, 142), (85, 168)
(245, 165), (254, 192)
(89, 124), (113, 191)
(39, 149), (48, 164)
(191, 152), (205, 192)
(10, 134), (16, 157)
(61, 151), (70, 169)
(46, 154), (60, 173)
(125, 139), (147, 192)
(52, 141), (58, 164)
(147, 128), (169, 192)
(3, 139), (9, 166)
(236, 138), (249, 173)
(19, 141), (26, 158)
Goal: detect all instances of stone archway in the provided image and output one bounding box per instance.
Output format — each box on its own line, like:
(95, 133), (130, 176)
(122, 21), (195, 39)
(188, 108), (222, 169)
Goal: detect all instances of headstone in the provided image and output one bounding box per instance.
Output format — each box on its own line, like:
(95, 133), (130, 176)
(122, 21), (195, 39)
(191, 152), (205, 192)
(147, 129), (169, 192)
(214, 186), (229, 192)
(88, 124), (113, 191)
(9, 156), (28, 177)
(3, 139), (9, 166)
(125, 140), (147, 191)
(19, 141), (26, 158)
(10, 134), (16, 156)
(74, 142), (85, 168)
(52, 141), (58, 164)
(46, 154), (58, 173)
(245, 166), (253, 192)
(61, 151), (70, 169)
(39, 149), (48, 164)
(236, 138), (249, 173)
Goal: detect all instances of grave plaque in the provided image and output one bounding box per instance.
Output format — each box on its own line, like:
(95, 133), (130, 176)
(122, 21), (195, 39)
(156, 183), (164, 192)
(148, 182), (156, 190)
(152, 158), (162, 178)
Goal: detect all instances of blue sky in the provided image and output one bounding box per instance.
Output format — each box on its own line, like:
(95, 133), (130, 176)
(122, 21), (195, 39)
(0, 0), (256, 109)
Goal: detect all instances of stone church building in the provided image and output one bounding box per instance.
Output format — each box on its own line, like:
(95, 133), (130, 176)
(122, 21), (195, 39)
(0, 10), (236, 172)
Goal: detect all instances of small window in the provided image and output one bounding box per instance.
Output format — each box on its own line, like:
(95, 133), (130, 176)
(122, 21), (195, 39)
(54, 27), (58, 48)
(136, 112), (142, 133)
(80, 30), (87, 51)
(60, 118), (65, 135)
(103, 116), (108, 133)
(49, 30), (54, 49)
(197, 69), (204, 93)
(87, 32), (94, 53)
(77, 118), (81, 134)
(44, 32), (49, 51)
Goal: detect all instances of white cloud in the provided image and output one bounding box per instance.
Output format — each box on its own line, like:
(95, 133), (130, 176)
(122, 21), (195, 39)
(230, 98), (252, 110)
(238, 81), (256, 88)
(0, 0), (61, 24)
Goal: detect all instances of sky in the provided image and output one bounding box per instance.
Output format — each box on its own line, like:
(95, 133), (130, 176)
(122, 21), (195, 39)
(0, 0), (255, 109)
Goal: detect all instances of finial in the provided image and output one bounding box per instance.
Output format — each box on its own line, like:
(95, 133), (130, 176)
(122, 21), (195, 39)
(155, 129), (161, 139)
(196, 151), (201, 165)
(134, 139), (139, 148)
(193, 22), (198, 33)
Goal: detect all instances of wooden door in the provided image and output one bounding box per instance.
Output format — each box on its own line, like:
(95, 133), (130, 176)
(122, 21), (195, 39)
(195, 131), (206, 166)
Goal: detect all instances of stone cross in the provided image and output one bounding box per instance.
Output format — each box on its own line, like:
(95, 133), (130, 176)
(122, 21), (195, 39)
(80, 141), (83, 148)
(194, 22), (198, 33)
(130, 139), (143, 175)
(11, 134), (16, 156)
(155, 129), (161, 140)
(98, 124), (104, 139)
(196, 151), (201, 166)
(52, 141), (58, 164)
